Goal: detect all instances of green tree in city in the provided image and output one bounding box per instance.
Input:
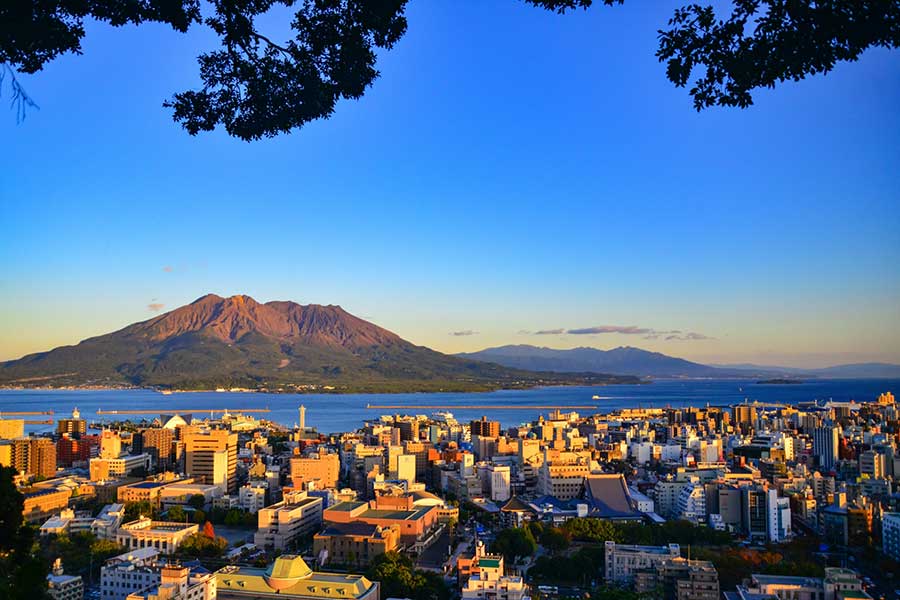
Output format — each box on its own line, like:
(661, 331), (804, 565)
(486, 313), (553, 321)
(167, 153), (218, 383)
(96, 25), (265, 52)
(491, 527), (537, 564)
(0, 466), (51, 600)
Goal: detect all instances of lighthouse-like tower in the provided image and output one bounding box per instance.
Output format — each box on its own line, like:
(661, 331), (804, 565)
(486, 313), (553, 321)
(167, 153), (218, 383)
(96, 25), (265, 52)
(298, 405), (306, 430)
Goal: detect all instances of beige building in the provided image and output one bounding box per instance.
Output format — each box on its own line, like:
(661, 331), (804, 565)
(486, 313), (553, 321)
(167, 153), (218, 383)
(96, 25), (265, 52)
(4, 437), (58, 479)
(184, 429), (238, 493)
(91, 454), (151, 481)
(313, 522), (401, 567)
(22, 486), (71, 523)
(116, 517), (199, 554)
(0, 419), (25, 440)
(536, 459), (589, 500)
(290, 448), (340, 490)
(254, 490), (324, 551)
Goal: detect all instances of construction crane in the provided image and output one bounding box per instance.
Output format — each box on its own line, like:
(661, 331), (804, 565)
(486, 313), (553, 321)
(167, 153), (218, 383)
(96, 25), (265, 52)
(0, 410), (55, 416)
(24, 419), (54, 425)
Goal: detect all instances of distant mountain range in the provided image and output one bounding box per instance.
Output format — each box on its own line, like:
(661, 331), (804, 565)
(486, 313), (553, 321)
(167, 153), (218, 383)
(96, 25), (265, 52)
(457, 345), (900, 379)
(0, 294), (637, 392)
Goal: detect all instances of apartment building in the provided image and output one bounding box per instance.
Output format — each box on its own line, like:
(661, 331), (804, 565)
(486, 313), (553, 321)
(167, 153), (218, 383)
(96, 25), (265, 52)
(254, 490), (324, 551)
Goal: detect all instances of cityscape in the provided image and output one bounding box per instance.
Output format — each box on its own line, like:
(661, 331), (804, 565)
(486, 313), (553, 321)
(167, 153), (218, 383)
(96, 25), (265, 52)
(3, 390), (900, 600)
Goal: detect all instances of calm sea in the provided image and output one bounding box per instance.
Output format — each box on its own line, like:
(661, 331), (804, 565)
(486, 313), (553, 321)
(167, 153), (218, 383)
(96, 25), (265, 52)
(1, 379), (897, 434)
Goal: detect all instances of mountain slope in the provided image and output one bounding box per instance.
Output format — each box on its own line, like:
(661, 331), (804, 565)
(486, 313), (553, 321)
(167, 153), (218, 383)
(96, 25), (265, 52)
(0, 295), (637, 391)
(456, 345), (769, 378)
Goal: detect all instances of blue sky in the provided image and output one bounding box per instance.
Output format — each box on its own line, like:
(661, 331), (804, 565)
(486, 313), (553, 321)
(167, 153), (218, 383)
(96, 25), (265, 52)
(2, 2), (899, 367)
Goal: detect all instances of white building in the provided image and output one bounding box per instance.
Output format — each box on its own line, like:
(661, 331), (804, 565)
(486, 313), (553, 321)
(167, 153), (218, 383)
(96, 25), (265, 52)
(883, 512), (900, 561)
(767, 489), (792, 542)
(604, 542), (681, 585)
(675, 481), (706, 524)
(488, 464), (511, 502)
(101, 548), (163, 600)
(628, 487), (655, 514)
(239, 483), (267, 513)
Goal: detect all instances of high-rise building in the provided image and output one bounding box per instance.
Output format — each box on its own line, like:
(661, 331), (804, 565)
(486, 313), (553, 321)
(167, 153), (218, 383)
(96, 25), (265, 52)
(471, 416), (500, 438)
(57, 408), (87, 438)
(767, 489), (791, 542)
(0, 419), (25, 440)
(57, 434), (99, 467)
(743, 487), (768, 540)
(99, 430), (122, 459)
(290, 447), (340, 490)
(10, 437), (57, 478)
(134, 428), (175, 471)
(731, 405), (757, 432)
(814, 426), (840, 470)
(184, 428), (238, 493)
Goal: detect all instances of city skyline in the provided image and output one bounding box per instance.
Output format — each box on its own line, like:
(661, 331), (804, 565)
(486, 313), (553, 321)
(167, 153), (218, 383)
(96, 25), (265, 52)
(3, 3), (899, 367)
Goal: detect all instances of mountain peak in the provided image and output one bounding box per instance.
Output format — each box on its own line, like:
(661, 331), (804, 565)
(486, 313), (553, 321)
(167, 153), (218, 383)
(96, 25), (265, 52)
(0, 294), (639, 390)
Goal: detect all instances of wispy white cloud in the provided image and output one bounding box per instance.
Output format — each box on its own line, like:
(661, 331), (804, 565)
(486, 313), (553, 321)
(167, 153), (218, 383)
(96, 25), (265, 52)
(148, 303), (165, 312)
(450, 330), (479, 336)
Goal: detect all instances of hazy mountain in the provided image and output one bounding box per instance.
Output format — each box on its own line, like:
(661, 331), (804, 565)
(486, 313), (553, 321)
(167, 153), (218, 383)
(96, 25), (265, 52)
(456, 345), (755, 378)
(460, 345), (900, 379)
(714, 362), (900, 379)
(0, 294), (637, 391)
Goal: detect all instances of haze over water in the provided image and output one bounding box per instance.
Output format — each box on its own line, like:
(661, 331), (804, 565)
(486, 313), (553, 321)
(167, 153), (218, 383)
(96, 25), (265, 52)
(2, 378), (896, 435)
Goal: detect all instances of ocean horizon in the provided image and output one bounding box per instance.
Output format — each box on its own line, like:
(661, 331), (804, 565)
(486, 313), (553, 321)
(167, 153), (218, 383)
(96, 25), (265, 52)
(1, 378), (896, 434)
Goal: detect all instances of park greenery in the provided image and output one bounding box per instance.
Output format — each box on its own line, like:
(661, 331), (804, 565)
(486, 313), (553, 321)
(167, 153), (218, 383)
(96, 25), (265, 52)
(3, 1), (898, 139)
(39, 532), (126, 583)
(176, 522), (229, 558)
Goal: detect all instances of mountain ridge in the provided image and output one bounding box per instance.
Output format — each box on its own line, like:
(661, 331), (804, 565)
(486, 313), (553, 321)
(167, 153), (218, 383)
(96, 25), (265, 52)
(456, 345), (900, 379)
(0, 295), (637, 392)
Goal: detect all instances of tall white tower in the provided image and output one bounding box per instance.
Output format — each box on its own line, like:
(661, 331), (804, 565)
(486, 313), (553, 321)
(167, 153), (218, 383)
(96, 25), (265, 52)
(299, 405), (306, 430)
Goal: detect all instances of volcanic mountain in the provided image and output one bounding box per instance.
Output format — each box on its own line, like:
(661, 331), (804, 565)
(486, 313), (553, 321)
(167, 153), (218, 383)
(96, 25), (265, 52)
(0, 294), (637, 391)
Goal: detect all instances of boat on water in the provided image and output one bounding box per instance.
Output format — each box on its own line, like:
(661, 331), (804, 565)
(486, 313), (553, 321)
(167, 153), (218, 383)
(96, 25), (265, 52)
(592, 395), (601, 400)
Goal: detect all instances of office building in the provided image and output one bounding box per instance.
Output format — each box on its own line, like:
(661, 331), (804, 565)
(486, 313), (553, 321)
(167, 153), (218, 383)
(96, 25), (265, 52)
(471, 417), (500, 438)
(57, 408), (87, 437)
(184, 428), (238, 493)
(290, 447), (340, 490)
(134, 428), (176, 472)
(813, 426), (840, 470)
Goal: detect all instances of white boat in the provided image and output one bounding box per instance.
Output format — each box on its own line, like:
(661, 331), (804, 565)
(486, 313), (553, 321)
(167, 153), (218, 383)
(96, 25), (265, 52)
(592, 395), (601, 400)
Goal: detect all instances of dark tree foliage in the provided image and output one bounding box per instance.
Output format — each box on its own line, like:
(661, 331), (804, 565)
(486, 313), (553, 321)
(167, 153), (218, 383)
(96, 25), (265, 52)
(2, 0), (899, 139)
(0, 466), (50, 600)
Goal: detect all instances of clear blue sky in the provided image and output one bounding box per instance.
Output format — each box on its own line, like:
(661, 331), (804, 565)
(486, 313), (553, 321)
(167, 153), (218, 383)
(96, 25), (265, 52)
(2, 2), (899, 367)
